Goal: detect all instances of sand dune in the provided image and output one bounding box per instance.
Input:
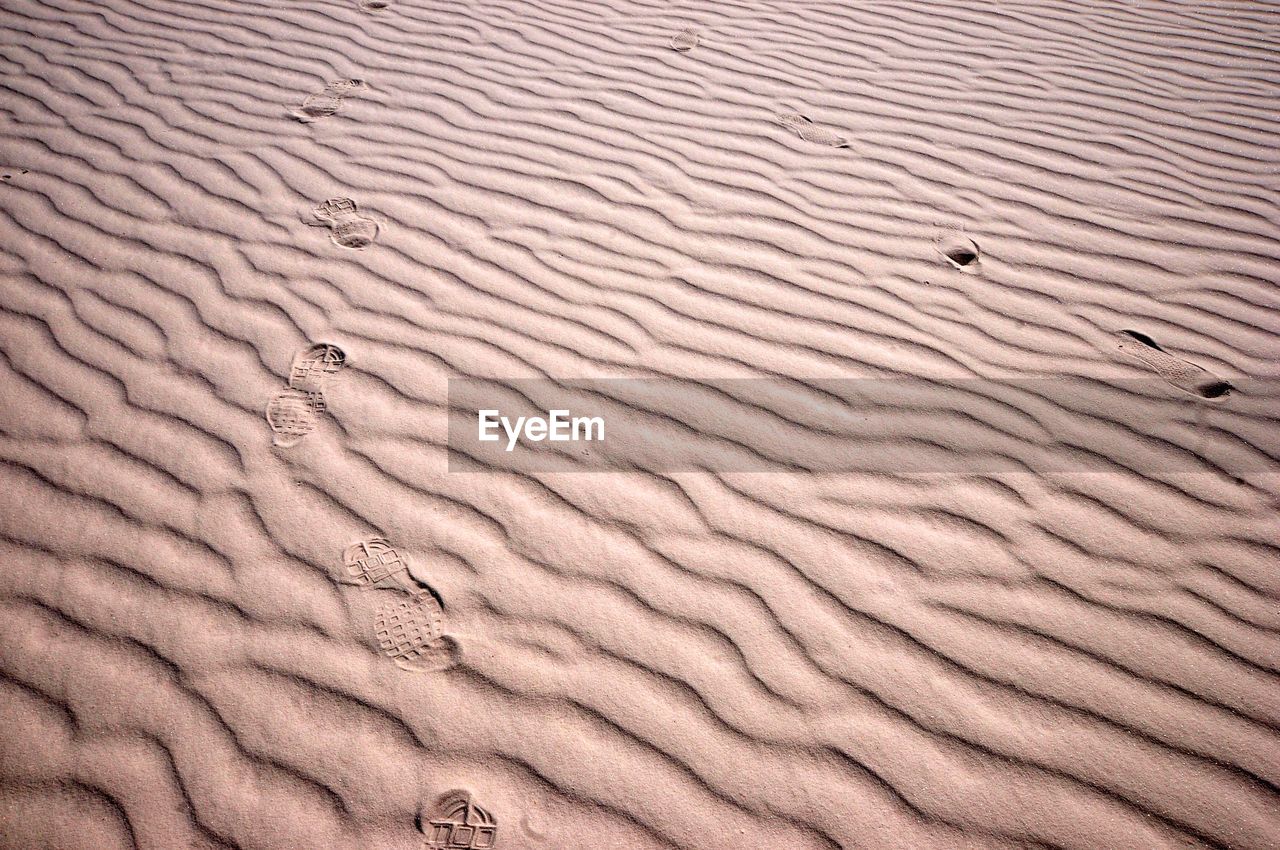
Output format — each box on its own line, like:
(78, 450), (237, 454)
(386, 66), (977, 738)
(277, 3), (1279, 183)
(1, 0), (1278, 847)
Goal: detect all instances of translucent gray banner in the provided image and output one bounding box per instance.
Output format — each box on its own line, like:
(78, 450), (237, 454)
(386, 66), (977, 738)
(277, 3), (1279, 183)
(447, 377), (1279, 475)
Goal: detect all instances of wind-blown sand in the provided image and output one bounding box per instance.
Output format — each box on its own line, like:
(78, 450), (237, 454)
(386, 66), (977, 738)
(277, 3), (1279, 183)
(1, 0), (1279, 847)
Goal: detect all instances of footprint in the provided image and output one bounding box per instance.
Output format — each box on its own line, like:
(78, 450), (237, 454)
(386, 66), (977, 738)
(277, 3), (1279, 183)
(937, 233), (981, 270)
(670, 29), (699, 52)
(312, 197), (379, 249)
(774, 112), (849, 148)
(293, 79), (365, 123)
(1116, 330), (1232, 399)
(267, 343), (346, 446)
(346, 537), (460, 671)
(421, 792), (498, 849)
(265, 387), (321, 447)
(358, 0), (390, 9)
(375, 596), (459, 672)
(289, 342), (347, 393)
(1, 169), (28, 182)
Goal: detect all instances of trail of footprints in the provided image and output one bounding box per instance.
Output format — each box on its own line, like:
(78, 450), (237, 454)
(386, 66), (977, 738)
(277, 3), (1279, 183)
(245, 19), (1242, 848)
(0, 4), (1260, 849)
(342, 537), (460, 672)
(262, 36), (1240, 667)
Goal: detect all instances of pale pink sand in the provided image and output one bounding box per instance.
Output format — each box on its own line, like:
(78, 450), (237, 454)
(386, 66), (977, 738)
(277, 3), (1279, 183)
(1, 0), (1278, 848)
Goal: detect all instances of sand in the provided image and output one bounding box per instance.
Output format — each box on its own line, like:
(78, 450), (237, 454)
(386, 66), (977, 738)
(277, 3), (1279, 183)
(1, 0), (1278, 847)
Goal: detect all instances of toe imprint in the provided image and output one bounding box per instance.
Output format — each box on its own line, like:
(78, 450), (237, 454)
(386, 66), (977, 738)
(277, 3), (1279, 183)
(290, 343), (347, 392)
(313, 197), (356, 221)
(422, 791), (497, 847)
(1116, 330), (1231, 399)
(342, 536), (441, 599)
(343, 537), (413, 589)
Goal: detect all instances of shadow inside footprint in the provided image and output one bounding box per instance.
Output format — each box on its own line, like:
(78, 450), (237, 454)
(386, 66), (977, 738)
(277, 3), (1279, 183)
(946, 244), (978, 267)
(939, 236), (980, 269)
(359, 0), (391, 9)
(1116, 330), (1231, 399)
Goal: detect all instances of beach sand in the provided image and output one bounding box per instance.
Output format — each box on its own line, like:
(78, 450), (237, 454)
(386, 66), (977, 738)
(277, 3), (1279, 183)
(1, 0), (1278, 847)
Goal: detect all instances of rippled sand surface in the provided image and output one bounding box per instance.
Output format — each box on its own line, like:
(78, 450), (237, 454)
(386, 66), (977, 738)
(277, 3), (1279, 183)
(1, 0), (1278, 847)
